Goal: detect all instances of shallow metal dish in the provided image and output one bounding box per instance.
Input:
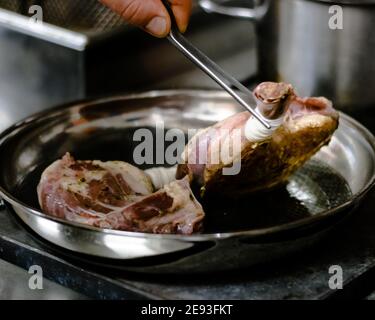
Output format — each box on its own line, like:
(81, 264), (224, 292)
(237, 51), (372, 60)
(0, 90), (374, 274)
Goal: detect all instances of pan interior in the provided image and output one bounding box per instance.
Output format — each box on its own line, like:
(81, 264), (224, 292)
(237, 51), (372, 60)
(1, 92), (371, 235)
(11, 127), (352, 234)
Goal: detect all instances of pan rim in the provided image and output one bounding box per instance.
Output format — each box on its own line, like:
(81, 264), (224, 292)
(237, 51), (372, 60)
(0, 89), (374, 242)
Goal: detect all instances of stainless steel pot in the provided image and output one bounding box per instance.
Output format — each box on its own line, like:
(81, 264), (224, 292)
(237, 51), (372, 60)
(0, 90), (374, 274)
(199, 0), (375, 111)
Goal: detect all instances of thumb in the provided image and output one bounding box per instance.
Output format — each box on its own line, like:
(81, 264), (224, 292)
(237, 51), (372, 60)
(100, 0), (171, 37)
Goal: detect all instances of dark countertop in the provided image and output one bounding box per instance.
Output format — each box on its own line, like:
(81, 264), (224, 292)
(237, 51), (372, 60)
(0, 259), (86, 299)
(367, 291), (375, 300)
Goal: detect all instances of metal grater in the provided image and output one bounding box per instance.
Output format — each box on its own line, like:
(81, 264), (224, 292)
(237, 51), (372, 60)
(0, 0), (126, 32)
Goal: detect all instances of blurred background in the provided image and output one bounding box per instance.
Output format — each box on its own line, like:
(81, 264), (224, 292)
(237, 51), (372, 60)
(0, 0), (257, 132)
(0, 0), (374, 130)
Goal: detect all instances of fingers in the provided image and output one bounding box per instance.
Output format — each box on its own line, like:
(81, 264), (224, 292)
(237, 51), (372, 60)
(100, 0), (193, 37)
(168, 0), (193, 33)
(100, 0), (171, 37)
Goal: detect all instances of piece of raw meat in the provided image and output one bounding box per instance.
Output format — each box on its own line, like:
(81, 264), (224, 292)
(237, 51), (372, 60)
(176, 82), (339, 198)
(37, 153), (204, 234)
(94, 177), (204, 234)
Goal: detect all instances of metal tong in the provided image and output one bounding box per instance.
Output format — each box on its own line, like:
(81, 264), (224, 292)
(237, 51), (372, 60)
(162, 1), (270, 129)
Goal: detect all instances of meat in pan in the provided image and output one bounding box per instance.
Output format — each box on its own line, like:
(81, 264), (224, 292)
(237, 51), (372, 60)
(37, 153), (204, 234)
(37, 82), (339, 234)
(176, 82), (339, 197)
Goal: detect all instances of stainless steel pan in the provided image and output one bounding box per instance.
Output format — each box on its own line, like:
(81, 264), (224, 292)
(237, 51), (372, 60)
(0, 90), (374, 274)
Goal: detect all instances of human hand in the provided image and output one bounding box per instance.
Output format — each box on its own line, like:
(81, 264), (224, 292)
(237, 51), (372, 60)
(100, 0), (193, 37)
